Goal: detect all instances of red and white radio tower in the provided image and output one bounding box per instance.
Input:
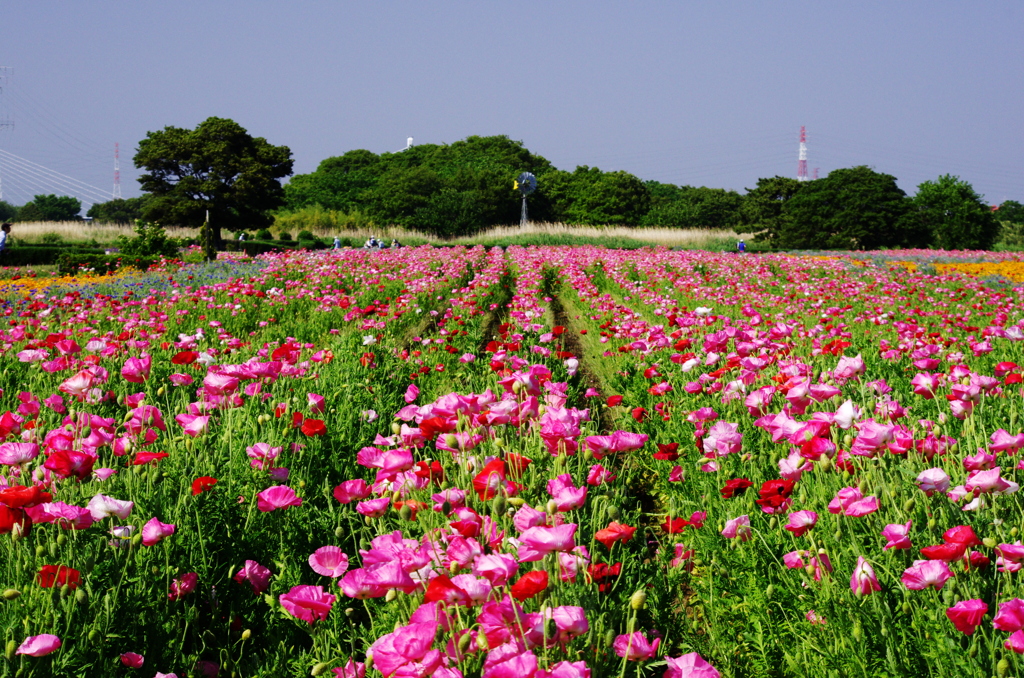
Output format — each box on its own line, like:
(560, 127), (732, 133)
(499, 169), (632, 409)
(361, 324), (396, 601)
(797, 126), (808, 182)
(113, 142), (122, 199)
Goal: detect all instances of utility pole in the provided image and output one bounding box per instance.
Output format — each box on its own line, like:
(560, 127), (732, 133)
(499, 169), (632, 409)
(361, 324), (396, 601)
(0, 67), (13, 201)
(113, 142), (122, 199)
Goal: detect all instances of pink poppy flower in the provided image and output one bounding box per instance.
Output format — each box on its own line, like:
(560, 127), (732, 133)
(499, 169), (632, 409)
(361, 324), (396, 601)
(280, 585), (336, 624)
(168, 373), (194, 386)
(0, 442), (39, 466)
(946, 599), (987, 635)
(664, 652), (721, 678)
(16, 634), (61, 656)
(783, 510), (818, 537)
(613, 631), (660, 661)
(722, 515), (751, 541)
(518, 524), (578, 561)
(309, 546), (349, 578)
(331, 659), (367, 678)
(142, 517), (176, 546)
(902, 559), (952, 590)
(333, 479), (372, 504)
(1006, 631), (1024, 655)
(881, 522), (913, 550)
(168, 572), (198, 601)
(202, 372), (239, 396)
(915, 468), (950, 496)
(87, 494), (134, 521)
(120, 652), (145, 668)
(256, 485), (302, 512)
(356, 497), (390, 517)
(850, 556), (880, 596)
(174, 414), (210, 437)
(233, 560), (271, 594)
(993, 599), (1024, 632)
(121, 354), (152, 383)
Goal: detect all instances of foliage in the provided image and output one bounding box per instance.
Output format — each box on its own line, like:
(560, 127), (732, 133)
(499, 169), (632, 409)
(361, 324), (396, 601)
(16, 194), (83, 221)
(0, 199), (16, 221)
(775, 166), (928, 250)
(134, 116), (294, 240)
(277, 230), (292, 241)
(914, 174), (1001, 250)
(0, 245), (104, 267)
(255, 228), (273, 240)
(114, 221), (181, 258)
(543, 166), (651, 226)
(740, 176), (804, 244)
(997, 200), (1024, 225)
(55, 251), (161, 273)
(642, 182), (744, 229)
(994, 220), (1024, 251)
(86, 196), (152, 223)
(273, 206), (377, 233)
(296, 230), (315, 241)
(39, 232), (64, 245)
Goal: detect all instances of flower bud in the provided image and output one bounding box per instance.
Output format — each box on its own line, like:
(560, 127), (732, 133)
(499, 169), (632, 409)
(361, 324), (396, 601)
(391, 422), (401, 435)
(903, 498), (916, 512)
(75, 588), (88, 606)
(630, 590), (647, 610)
(998, 658), (1010, 676)
(476, 631), (489, 652)
(546, 499), (558, 515)
(457, 632), (473, 654)
(604, 629), (617, 647)
(399, 505), (413, 521)
(385, 589), (397, 602)
(311, 663), (329, 676)
(35, 545), (45, 558)
(5, 639), (15, 661)
(606, 505), (620, 520)
(508, 497), (525, 507)
(242, 629), (252, 641)
(335, 526), (345, 539)
(491, 495), (507, 515)
(2, 589), (20, 600)
(765, 585), (774, 600)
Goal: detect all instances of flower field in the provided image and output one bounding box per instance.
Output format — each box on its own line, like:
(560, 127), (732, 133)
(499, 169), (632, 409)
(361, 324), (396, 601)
(2, 246), (1024, 678)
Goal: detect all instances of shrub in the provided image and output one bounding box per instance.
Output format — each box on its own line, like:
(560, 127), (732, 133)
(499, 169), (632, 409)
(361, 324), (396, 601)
(56, 253), (161, 274)
(297, 230), (315, 241)
(277, 231), (293, 242)
(40, 232), (65, 245)
(115, 221), (181, 258)
(256, 229), (273, 240)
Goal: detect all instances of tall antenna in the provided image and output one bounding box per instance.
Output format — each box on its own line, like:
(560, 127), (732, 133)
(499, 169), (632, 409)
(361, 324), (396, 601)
(797, 126), (808, 182)
(813, 167), (819, 180)
(112, 140), (121, 199)
(0, 67), (13, 202)
(113, 142), (122, 199)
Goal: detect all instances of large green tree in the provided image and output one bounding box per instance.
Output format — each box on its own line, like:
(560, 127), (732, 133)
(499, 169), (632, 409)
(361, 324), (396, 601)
(914, 174), (999, 250)
(86, 196), (152, 223)
(134, 117), (293, 240)
(997, 200), (1024, 225)
(0, 200), (16, 221)
(642, 182), (743, 229)
(776, 167), (926, 250)
(740, 176), (803, 246)
(544, 166), (650, 226)
(17, 194), (82, 221)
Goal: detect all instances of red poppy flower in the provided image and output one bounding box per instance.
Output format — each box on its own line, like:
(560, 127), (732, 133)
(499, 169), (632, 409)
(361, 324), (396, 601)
(504, 453), (532, 479)
(921, 541), (969, 562)
(300, 419), (327, 437)
(755, 479), (795, 510)
(413, 460), (444, 485)
(292, 411), (305, 429)
(43, 448), (95, 480)
(587, 562), (622, 593)
(595, 521), (636, 549)
(662, 515), (690, 534)
(424, 574), (469, 604)
(510, 571), (549, 601)
(552, 326), (565, 336)
(0, 485), (52, 508)
(472, 459), (507, 501)
(606, 395), (623, 407)
(132, 451), (169, 465)
(0, 506), (30, 536)
(419, 417), (455, 441)
(37, 564), (81, 590)
(171, 351), (198, 365)
(191, 476), (218, 496)
(631, 407), (648, 423)
(653, 443), (680, 461)
(720, 478), (753, 499)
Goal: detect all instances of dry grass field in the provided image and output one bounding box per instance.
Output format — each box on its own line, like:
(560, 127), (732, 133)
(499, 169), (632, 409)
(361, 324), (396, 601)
(6, 220), (752, 249)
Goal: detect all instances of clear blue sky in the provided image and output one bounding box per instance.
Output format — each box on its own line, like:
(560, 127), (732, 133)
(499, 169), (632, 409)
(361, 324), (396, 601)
(1, 1), (1021, 210)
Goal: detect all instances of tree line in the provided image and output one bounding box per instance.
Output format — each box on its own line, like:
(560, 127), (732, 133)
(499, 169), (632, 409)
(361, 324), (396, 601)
(4, 117), (1022, 250)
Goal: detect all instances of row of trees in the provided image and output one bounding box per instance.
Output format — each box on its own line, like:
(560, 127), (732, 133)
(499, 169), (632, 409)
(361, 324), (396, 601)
(746, 169), (1016, 251)
(7, 117), (1021, 250)
(0, 194), (85, 222)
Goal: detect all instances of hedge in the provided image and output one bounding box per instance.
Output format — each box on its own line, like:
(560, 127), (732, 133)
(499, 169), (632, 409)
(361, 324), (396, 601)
(2, 246), (107, 267)
(55, 253), (162, 274)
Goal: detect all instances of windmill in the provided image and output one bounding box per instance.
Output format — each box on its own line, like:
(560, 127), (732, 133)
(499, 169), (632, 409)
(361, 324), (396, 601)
(514, 171), (536, 227)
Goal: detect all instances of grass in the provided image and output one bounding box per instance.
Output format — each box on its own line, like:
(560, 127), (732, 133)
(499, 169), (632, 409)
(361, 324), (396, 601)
(6, 220), (752, 251)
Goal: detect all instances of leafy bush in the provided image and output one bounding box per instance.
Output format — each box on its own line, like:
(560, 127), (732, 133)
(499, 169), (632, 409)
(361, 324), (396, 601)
(40, 232), (65, 245)
(115, 221), (182, 258)
(2, 246), (105, 267)
(56, 253), (161, 274)
(256, 229), (273, 240)
(297, 230), (315, 241)
(277, 231), (293, 241)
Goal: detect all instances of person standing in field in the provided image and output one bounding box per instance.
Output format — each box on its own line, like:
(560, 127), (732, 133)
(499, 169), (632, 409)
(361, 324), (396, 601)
(737, 239), (746, 253)
(0, 223), (11, 263)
